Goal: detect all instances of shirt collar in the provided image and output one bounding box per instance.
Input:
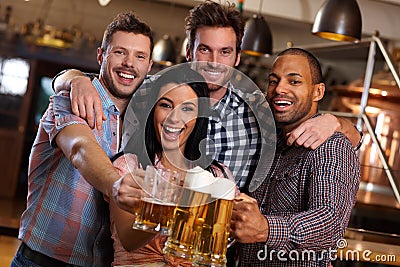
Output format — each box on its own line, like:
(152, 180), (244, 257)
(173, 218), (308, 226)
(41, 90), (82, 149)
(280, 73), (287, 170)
(211, 83), (237, 119)
(92, 77), (120, 113)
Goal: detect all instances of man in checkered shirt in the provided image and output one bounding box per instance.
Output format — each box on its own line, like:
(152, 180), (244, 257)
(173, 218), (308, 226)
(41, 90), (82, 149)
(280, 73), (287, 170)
(230, 48), (361, 266)
(53, 2), (361, 193)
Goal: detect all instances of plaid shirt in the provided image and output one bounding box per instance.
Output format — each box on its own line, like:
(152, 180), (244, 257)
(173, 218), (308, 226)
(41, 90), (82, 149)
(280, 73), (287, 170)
(19, 78), (118, 266)
(239, 117), (360, 267)
(122, 79), (276, 191)
(207, 83), (275, 190)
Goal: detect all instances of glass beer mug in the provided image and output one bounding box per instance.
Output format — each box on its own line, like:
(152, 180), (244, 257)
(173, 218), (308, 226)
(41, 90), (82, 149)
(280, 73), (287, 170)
(132, 165), (182, 235)
(163, 167), (215, 260)
(194, 178), (236, 267)
(163, 166), (236, 266)
(163, 186), (212, 260)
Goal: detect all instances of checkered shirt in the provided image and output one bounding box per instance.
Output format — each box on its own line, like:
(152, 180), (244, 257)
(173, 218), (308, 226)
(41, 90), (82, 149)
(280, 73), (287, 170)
(238, 117), (361, 267)
(207, 83), (275, 190)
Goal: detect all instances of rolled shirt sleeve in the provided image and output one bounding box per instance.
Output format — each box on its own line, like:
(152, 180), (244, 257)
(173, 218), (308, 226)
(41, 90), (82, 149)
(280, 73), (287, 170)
(42, 92), (89, 147)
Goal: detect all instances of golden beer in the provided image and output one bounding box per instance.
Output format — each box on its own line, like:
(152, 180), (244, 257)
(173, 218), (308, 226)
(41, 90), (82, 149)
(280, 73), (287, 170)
(133, 197), (177, 234)
(194, 198), (234, 267)
(132, 166), (182, 234)
(163, 188), (212, 260)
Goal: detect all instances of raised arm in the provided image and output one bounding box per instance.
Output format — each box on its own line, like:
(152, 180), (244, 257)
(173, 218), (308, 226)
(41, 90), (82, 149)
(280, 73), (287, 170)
(53, 69), (105, 129)
(286, 114), (361, 149)
(56, 123), (120, 198)
(56, 123), (142, 213)
(110, 154), (156, 251)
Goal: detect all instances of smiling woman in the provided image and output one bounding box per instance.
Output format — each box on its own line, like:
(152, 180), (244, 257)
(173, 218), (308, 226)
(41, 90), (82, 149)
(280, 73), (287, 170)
(154, 82), (199, 157)
(136, 64), (212, 170)
(108, 64), (236, 267)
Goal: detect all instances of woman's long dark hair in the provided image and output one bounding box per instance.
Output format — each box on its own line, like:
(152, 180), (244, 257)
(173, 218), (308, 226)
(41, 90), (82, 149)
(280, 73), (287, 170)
(132, 64), (222, 174)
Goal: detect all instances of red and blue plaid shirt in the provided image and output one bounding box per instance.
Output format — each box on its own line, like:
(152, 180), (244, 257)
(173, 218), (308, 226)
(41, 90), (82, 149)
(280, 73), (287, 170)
(19, 78), (120, 266)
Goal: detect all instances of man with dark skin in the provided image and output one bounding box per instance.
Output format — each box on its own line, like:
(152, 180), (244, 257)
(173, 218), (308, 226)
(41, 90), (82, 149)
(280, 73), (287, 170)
(230, 48), (360, 266)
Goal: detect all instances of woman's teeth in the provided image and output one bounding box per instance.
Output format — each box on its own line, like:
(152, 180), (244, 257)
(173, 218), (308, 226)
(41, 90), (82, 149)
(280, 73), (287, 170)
(206, 70), (222, 75)
(164, 126), (182, 134)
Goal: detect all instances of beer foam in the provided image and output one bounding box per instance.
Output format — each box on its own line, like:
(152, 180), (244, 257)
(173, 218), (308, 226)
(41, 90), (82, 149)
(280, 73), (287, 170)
(183, 166), (215, 194)
(211, 178), (236, 200)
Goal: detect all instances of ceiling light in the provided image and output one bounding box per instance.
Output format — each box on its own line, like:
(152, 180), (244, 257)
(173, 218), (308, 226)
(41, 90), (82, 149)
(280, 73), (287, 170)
(152, 35), (176, 66)
(312, 0), (362, 43)
(241, 0), (273, 56)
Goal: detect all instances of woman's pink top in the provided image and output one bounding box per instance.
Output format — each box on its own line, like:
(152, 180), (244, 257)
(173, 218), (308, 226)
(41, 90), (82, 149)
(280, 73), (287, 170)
(111, 153), (235, 267)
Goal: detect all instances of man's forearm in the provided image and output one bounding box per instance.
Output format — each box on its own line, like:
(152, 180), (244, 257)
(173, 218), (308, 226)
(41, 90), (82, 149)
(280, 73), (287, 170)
(56, 124), (120, 197)
(336, 117), (362, 148)
(53, 69), (88, 93)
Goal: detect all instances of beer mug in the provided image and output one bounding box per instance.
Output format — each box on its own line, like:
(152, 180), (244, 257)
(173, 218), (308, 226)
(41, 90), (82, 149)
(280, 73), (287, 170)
(194, 178), (236, 267)
(163, 167), (215, 260)
(132, 165), (182, 235)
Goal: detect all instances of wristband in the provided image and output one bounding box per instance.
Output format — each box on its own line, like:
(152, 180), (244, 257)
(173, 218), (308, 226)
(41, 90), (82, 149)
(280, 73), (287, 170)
(354, 126), (364, 151)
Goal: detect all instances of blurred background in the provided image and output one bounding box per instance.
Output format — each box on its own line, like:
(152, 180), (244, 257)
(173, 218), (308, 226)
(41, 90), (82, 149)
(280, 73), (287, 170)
(1, 0), (400, 266)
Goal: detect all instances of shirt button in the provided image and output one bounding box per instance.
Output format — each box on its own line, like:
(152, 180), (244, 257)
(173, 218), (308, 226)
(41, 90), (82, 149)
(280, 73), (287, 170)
(113, 132), (116, 136)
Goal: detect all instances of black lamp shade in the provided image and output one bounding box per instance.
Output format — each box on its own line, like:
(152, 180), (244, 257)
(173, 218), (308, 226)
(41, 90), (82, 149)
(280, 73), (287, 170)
(152, 35), (176, 66)
(241, 14), (273, 56)
(312, 0), (362, 43)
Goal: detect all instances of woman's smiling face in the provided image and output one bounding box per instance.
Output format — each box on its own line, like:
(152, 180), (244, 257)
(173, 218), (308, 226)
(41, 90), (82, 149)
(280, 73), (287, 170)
(153, 82), (199, 153)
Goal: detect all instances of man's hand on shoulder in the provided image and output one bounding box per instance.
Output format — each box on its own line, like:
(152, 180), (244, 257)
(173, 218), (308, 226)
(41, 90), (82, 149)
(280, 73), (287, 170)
(53, 69), (105, 130)
(69, 75), (105, 130)
(287, 114), (361, 149)
(286, 114), (339, 150)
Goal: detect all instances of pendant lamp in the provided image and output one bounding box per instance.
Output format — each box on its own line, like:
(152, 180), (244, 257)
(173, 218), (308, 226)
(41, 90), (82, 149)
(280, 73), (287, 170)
(241, 0), (273, 56)
(312, 0), (362, 43)
(152, 34), (176, 66)
(312, 0), (400, 204)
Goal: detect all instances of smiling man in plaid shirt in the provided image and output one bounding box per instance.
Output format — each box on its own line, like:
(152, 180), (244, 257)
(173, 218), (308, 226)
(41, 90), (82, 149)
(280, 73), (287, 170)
(230, 48), (361, 267)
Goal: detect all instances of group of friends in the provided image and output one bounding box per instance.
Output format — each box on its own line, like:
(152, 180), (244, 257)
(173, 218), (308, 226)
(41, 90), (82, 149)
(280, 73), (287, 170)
(11, 1), (361, 267)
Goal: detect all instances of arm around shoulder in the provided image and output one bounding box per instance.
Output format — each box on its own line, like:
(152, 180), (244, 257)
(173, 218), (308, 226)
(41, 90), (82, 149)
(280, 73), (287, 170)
(335, 116), (362, 149)
(52, 69), (89, 93)
(52, 69), (104, 129)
